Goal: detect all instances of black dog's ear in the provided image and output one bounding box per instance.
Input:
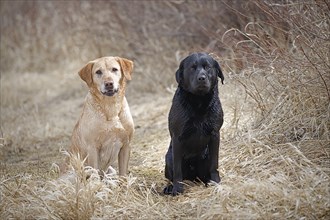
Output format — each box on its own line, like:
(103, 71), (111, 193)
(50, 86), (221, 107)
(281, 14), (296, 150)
(175, 68), (182, 84)
(214, 60), (224, 84)
(175, 59), (185, 84)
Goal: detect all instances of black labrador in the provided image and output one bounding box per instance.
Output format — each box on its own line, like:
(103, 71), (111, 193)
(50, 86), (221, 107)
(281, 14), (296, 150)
(163, 52), (224, 196)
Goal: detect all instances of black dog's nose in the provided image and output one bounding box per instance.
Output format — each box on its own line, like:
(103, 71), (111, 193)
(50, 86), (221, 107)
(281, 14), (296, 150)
(105, 81), (114, 88)
(198, 75), (206, 81)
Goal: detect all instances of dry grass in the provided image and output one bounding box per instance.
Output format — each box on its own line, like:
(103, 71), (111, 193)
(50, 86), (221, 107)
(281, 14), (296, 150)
(1, 0), (329, 219)
(220, 0), (330, 170)
(2, 143), (329, 219)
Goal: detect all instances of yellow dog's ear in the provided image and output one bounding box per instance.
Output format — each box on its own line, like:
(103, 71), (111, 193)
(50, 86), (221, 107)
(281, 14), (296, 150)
(116, 57), (133, 81)
(78, 61), (94, 87)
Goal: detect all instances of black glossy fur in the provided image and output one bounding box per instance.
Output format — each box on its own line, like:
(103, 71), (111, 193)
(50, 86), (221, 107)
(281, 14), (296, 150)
(164, 52), (224, 196)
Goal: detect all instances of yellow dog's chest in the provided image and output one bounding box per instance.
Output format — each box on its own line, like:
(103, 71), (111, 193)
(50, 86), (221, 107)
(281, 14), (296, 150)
(79, 110), (127, 144)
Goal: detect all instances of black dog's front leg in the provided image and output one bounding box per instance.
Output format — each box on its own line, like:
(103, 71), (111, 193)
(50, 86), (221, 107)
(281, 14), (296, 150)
(171, 138), (184, 196)
(208, 133), (221, 183)
(163, 139), (183, 196)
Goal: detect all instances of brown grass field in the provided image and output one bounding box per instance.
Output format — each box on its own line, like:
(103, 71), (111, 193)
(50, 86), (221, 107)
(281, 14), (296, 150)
(1, 1), (329, 219)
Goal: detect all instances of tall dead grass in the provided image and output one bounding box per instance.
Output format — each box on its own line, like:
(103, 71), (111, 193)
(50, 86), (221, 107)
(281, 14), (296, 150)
(221, 1), (329, 147)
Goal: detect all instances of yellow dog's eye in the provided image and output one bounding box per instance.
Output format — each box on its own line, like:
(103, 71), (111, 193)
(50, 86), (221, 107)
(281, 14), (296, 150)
(112, 68), (118, 72)
(96, 70), (102, 75)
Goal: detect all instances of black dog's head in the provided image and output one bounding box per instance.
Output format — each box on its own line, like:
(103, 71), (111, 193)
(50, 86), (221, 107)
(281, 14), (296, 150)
(175, 52), (224, 96)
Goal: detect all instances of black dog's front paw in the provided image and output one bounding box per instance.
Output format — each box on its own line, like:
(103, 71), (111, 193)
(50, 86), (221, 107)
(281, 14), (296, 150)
(163, 184), (173, 195)
(172, 183), (183, 196)
(210, 172), (221, 183)
(163, 183), (183, 196)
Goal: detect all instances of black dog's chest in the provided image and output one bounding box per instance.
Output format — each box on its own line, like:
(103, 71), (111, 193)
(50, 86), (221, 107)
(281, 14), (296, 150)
(177, 117), (212, 158)
(179, 117), (212, 140)
(182, 135), (210, 159)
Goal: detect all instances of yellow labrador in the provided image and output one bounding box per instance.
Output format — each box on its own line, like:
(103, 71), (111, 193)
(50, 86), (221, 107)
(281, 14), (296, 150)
(70, 56), (134, 175)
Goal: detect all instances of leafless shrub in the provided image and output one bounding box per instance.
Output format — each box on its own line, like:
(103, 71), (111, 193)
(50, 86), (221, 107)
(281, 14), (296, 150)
(221, 0), (330, 144)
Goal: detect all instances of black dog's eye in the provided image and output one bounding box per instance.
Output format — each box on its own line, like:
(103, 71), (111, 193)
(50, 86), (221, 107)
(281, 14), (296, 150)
(96, 70), (102, 75)
(204, 65), (210, 70)
(112, 67), (118, 72)
(191, 64), (197, 70)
